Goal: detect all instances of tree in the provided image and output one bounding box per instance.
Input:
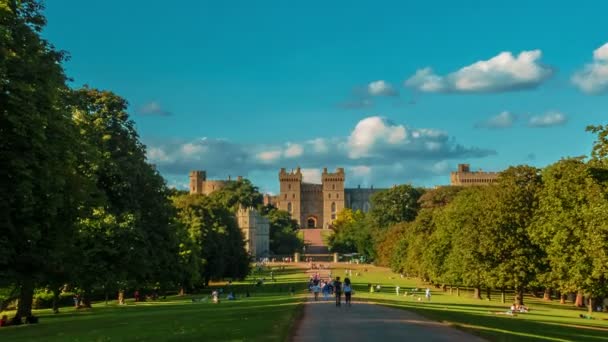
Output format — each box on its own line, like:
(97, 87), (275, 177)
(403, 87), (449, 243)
(369, 185), (423, 228)
(487, 166), (544, 305)
(0, 0), (82, 319)
(173, 194), (250, 286)
(530, 158), (608, 314)
(210, 179), (263, 211)
(259, 205), (303, 255)
(69, 88), (179, 302)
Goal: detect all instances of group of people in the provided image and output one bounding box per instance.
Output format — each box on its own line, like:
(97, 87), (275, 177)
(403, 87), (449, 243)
(308, 274), (353, 307)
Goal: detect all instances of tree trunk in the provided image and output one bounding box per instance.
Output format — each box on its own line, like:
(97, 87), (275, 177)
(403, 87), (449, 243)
(118, 290), (125, 305)
(82, 289), (92, 308)
(179, 287), (185, 296)
(456, 287), (460, 297)
(588, 297), (594, 315)
(52, 287), (61, 314)
(442, 284), (447, 292)
(486, 287), (492, 301)
(15, 278), (34, 320)
(473, 286), (482, 300)
(543, 288), (551, 301)
(449, 286), (453, 295)
(575, 292), (584, 307)
(515, 287), (524, 306)
(560, 293), (566, 304)
(501, 288), (506, 304)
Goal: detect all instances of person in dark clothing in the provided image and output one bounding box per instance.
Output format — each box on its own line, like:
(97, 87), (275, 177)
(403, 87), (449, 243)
(333, 277), (342, 307)
(343, 277), (353, 306)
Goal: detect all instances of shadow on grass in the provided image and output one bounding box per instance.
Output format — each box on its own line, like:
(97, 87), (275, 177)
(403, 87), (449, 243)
(364, 297), (608, 342)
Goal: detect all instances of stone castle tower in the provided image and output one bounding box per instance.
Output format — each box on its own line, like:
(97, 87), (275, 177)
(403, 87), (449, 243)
(274, 167), (347, 229)
(236, 207), (269, 258)
(189, 170), (242, 195)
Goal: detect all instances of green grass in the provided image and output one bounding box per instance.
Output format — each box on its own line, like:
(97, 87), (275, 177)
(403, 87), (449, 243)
(0, 265), (308, 342)
(332, 264), (608, 341)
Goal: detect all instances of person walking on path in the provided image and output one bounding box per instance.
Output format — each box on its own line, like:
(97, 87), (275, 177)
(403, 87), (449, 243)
(333, 277), (343, 307)
(425, 288), (431, 301)
(343, 277), (353, 307)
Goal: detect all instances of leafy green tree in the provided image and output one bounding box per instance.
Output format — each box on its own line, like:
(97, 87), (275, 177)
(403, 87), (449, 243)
(0, 0), (82, 319)
(487, 166), (543, 305)
(69, 88), (179, 302)
(369, 185), (423, 228)
(259, 205), (303, 255)
(210, 179), (263, 211)
(530, 158), (608, 314)
(173, 194), (250, 286)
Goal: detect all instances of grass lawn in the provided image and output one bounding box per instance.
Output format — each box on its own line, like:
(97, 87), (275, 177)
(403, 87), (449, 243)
(0, 265), (308, 342)
(331, 264), (608, 341)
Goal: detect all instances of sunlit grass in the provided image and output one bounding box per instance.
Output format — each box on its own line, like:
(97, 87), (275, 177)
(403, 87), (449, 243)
(330, 264), (608, 341)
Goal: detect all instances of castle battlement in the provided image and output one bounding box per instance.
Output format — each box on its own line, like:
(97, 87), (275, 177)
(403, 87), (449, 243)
(450, 164), (498, 186)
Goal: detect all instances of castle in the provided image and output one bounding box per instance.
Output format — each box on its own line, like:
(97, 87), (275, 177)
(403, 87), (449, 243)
(189, 171), (269, 258)
(450, 164), (498, 186)
(263, 167), (385, 229)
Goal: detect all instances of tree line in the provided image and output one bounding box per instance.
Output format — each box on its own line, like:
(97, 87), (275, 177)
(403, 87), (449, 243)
(329, 129), (608, 314)
(0, 1), (301, 321)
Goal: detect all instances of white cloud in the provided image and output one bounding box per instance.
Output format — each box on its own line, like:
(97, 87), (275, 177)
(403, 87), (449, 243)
(405, 50), (553, 93)
(284, 143), (304, 158)
(148, 147), (171, 163)
(572, 42), (608, 94)
(257, 150), (282, 162)
(146, 116), (494, 191)
(301, 168), (322, 183)
(348, 116), (407, 158)
(368, 80), (398, 96)
(139, 101), (172, 116)
(475, 111), (516, 129)
(528, 111), (567, 127)
(308, 138), (329, 154)
(181, 142), (205, 156)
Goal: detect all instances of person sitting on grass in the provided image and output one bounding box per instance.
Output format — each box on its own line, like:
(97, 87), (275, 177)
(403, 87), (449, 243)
(0, 315), (9, 327)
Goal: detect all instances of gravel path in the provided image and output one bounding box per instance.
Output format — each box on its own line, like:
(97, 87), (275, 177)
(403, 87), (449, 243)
(292, 296), (485, 342)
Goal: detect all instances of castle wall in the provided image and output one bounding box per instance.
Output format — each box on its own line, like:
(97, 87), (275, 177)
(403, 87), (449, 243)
(345, 187), (382, 213)
(237, 207), (269, 258)
(450, 164), (498, 186)
(301, 183), (323, 228)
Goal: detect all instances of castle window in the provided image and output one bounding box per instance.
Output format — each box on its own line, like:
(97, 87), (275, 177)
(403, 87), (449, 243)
(331, 202), (336, 213)
(288, 184), (291, 190)
(329, 193), (331, 199)
(292, 193), (295, 199)
(363, 202), (370, 213)
(331, 213), (336, 220)
(287, 202), (292, 213)
(332, 184), (335, 190)
(337, 194), (339, 198)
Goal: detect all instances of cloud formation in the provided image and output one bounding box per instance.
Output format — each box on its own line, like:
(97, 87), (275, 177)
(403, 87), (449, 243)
(146, 116), (494, 190)
(139, 101), (172, 116)
(528, 111), (567, 127)
(572, 42), (608, 94)
(475, 111), (516, 129)
(405, 50), (553, 93)
(368, 80), (398, 96)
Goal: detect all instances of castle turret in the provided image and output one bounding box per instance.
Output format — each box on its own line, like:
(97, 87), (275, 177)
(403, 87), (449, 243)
(278, 167), (303, 225)
(189, 170), (206, 194)
(322, 168), (345, 229)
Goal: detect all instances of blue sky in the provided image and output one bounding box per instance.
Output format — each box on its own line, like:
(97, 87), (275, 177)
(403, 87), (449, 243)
(43, 0), (608, 193)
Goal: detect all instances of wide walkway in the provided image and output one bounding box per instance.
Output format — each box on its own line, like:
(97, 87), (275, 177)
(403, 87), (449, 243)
(293, 267), (485, 341)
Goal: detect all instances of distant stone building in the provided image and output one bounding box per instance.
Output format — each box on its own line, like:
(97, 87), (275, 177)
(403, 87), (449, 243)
(189, 170), (242, 195)
(264, 167), (385, 229)
(236, 207), (269, 258)
(450, 164), (498, 186)
(188, 171), (268, 258)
